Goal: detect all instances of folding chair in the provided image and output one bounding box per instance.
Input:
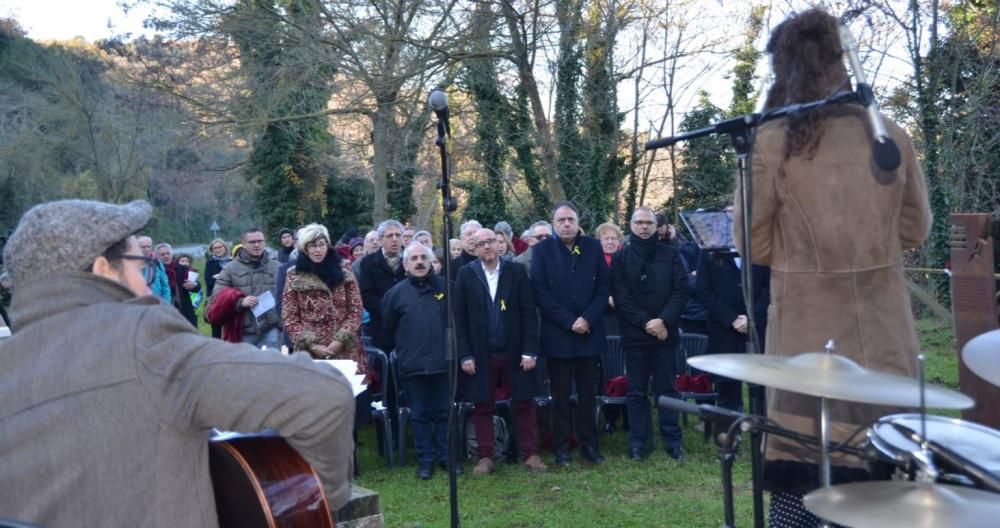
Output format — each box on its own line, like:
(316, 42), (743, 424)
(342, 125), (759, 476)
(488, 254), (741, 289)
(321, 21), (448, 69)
(595, 335), (627, 431)
(366, 346), (397, 466)
(676, 333), (717, 442)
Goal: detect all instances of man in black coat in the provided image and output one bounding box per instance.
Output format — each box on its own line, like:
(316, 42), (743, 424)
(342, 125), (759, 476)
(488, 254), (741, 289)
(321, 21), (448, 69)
(381, 242), (449, 480)
(612, 206), (690, 460)
(358, 219), (406, 350)
(695, 247), (769, 411)
(449, 219), (481, 282)
(455, 228), (547, 476)
(531, 201), (611, 466)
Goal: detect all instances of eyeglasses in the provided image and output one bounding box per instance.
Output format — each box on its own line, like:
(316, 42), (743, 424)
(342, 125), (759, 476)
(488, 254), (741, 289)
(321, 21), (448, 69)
(306, 239), (329, 250)
(533, 234), (550, 241)
(121, 255), (159, 285)
(474, 239), (497, 248)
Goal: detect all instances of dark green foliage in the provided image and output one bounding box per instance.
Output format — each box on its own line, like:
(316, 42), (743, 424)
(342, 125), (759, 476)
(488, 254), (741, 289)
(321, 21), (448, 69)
(554, 1), (586, 219)
(506, 84), (550, 219)
(462, 53), (510, 227)
(668, 92), (735, 215)
(325, 176), (373, 239)
(730, 5), (767, 117)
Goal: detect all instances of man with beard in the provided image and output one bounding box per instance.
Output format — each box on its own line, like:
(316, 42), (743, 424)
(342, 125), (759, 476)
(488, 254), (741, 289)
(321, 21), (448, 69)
(381, 242), (449, 480)
(611, 206), (689, 460)
(455, 228), (547, 476)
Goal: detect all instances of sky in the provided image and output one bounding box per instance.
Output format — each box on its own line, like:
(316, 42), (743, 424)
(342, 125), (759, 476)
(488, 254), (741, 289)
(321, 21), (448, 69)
(2, 0), (155, 42)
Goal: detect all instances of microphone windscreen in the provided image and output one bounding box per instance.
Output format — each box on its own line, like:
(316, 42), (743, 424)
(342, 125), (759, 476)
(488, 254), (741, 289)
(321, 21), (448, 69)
(872, 138), (901, 179)
(429, 90), (448, 111)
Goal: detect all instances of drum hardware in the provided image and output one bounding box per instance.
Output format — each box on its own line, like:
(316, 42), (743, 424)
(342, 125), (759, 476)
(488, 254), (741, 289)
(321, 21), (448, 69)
(962, 329), (1000, 388)
(804, 480), (1000, 528)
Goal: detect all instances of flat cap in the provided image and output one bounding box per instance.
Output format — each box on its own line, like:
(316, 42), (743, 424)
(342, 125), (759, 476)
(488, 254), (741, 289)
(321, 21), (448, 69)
(3, 199), (152, 285)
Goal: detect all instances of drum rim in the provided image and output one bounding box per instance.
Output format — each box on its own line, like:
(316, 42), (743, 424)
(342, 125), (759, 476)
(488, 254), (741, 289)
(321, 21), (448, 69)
(868, 413), (1000, 463)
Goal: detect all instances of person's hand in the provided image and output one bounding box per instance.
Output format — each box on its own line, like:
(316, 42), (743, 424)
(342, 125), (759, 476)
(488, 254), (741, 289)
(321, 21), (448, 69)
(645, 318), (666, 337)
(311, 344), (332, 358)
(240, 295), (258, 309)
(328, 340), (345, 355)
(462, 359), (476, 375)
(520, 356), (537, 371)
(732, 315), (748, 334)
(608, 296), (615, 309)
(182, 281), (197, 291)
(571, 317), (590, 335)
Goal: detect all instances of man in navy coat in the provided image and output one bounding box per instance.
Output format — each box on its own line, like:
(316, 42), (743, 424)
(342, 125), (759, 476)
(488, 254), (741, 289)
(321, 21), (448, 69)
(695, 247), (770, 411)
(531, 201), (611, 466)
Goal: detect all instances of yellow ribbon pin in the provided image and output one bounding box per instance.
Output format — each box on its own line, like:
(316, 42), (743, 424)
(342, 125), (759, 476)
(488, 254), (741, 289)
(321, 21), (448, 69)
(435, 293), (444, 301)
(572, 245), (581, 255)
(500, 299), (507, 311)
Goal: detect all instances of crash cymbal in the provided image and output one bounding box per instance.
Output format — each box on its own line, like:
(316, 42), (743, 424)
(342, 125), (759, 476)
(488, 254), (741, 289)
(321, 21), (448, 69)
(688, 352), (973, 408)
(963, 329), (1000, 387)
(804, 481), (1000, 528)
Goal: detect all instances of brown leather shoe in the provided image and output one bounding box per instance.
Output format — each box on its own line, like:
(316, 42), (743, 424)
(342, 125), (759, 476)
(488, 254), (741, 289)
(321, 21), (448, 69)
(472, 457), (495, 476)
(523, 454), (548, 473)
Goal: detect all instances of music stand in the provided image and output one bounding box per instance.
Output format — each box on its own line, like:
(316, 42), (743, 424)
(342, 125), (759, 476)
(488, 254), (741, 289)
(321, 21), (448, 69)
(679, 209), (736, 253)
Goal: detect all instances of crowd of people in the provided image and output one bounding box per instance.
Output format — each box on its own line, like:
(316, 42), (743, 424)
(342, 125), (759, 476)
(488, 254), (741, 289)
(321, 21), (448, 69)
(120, 199), (760, 483)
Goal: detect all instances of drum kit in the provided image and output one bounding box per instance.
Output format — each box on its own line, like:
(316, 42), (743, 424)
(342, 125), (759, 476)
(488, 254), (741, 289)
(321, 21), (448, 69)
(681, 330), (1000, 528)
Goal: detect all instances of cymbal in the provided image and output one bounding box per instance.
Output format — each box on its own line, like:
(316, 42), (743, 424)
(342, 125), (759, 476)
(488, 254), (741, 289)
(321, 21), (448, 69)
(688, 352), (973, 408)
(804, 481), (1000, 528)
(963, 329), (1000, 387)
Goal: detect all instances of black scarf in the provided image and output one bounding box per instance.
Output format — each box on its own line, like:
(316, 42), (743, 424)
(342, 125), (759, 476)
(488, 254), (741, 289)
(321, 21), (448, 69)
(629, 233), (658, 293)
(295, 248), (345, 289)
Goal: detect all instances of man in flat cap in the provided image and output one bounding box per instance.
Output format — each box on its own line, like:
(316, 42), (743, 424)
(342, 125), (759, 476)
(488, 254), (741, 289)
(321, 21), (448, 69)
(0, 200), (355, 528)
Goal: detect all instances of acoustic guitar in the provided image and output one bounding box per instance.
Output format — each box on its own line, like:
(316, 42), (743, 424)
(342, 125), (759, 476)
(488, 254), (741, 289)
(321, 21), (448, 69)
(209, 432), (335, 528)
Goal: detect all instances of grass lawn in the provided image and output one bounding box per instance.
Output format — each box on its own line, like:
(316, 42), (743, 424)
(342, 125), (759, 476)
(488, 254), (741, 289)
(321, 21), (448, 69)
(184, 258), (962, 527)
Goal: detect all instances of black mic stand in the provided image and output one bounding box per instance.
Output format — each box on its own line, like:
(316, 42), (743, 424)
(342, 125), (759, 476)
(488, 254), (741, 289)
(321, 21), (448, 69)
(646, 90), (861, 528)
(435, 113), (461, 528)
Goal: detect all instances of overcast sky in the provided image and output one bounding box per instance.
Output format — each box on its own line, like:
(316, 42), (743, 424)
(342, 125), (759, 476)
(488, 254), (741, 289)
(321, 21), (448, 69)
(2, 0), (154, 42)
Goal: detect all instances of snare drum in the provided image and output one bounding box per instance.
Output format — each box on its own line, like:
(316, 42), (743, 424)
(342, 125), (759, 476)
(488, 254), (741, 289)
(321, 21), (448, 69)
(868, 413), (1000, 486)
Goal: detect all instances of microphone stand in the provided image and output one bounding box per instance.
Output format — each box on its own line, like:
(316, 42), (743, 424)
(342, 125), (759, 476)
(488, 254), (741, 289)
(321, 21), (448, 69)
(435, 113), (461, 528)
(645, 90), (861, 528)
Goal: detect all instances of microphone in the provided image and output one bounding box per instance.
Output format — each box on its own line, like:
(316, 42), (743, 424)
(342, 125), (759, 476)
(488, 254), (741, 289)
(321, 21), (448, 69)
(428, 90), (451, 137)
(838, 24), (901, 179)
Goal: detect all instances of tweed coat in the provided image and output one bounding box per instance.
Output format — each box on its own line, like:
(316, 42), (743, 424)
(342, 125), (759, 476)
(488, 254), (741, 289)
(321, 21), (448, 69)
(0, 273), (355, 527)
(281, 266), (366, 373)
(734, 105), (932, 468)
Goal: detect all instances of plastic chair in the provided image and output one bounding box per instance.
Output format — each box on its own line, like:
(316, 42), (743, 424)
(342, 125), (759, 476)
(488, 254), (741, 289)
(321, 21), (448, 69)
(676, 332), (717, 442)
(387, 351), (413, 465)
(595, 335), (627, 430)
(366, 346), (396, 466)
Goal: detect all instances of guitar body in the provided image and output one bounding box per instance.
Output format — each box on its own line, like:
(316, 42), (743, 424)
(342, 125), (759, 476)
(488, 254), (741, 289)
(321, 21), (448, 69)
(209, 433), (336, 528)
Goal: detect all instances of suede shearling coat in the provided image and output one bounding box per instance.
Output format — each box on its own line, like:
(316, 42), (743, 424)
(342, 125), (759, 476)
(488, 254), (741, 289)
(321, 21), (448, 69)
(734, 105), (932, 471)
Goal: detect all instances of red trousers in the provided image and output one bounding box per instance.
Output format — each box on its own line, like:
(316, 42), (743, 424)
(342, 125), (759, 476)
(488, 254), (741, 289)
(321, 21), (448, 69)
(471, 354), (539, 460)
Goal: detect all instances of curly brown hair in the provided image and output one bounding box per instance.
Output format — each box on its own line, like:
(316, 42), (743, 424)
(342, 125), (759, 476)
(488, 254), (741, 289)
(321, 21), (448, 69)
(762, 8), (850, 161)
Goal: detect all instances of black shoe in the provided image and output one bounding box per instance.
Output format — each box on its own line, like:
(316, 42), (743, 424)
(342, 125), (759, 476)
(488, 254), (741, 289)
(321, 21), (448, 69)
(666, 446), (685, 461)
(603, 422), (616, 434)
(416, 461), (434, 480)
(554, 450), (571, 467)
(580, 445), (606, 465)
(628, 446), (645, 460)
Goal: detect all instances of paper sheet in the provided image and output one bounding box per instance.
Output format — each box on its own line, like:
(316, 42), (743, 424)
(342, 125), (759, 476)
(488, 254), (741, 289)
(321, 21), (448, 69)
(251, 290), (275, 319)
(316, 359), (367, 396)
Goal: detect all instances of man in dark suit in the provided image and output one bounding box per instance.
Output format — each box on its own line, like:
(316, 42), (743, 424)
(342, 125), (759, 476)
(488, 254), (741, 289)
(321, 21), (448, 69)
(530, 201), (611, 466)
(358, 219), (406, 351)
(454, 228), (547, 475)
(612, 206), (690, 460)
(695, 243), (770, 411)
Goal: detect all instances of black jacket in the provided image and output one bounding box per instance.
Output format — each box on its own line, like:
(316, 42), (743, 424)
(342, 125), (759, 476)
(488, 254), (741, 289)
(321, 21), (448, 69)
(454, 260), (538, 403)
(358, 250), (406, 350)
(203, 255), (232, 297)
(611, 238), (690, 347)
(381, 275), (448, 379)
(695, 251), (769, 356)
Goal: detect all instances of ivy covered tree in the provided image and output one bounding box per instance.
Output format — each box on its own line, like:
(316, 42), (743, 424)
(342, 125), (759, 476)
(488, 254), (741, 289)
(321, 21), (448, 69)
(669, 91), (734, 215)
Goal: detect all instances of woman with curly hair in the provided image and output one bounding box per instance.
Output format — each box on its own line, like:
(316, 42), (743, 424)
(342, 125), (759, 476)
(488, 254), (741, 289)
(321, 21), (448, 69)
(735, 8), (932, 526)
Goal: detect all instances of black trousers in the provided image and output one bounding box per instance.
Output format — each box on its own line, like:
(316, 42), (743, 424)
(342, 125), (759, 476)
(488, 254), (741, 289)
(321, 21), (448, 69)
(548, 356), (599, 452)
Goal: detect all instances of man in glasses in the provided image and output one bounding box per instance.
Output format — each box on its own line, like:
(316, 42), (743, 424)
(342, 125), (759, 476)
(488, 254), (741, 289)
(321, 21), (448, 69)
(137, 235), (171, 304)
(514, 220), (553, 279)
(210, 227), (281, 349)
(0, 200), (354, 527)
(611, 206), (689, 461)
(454, 229), (546, 475)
